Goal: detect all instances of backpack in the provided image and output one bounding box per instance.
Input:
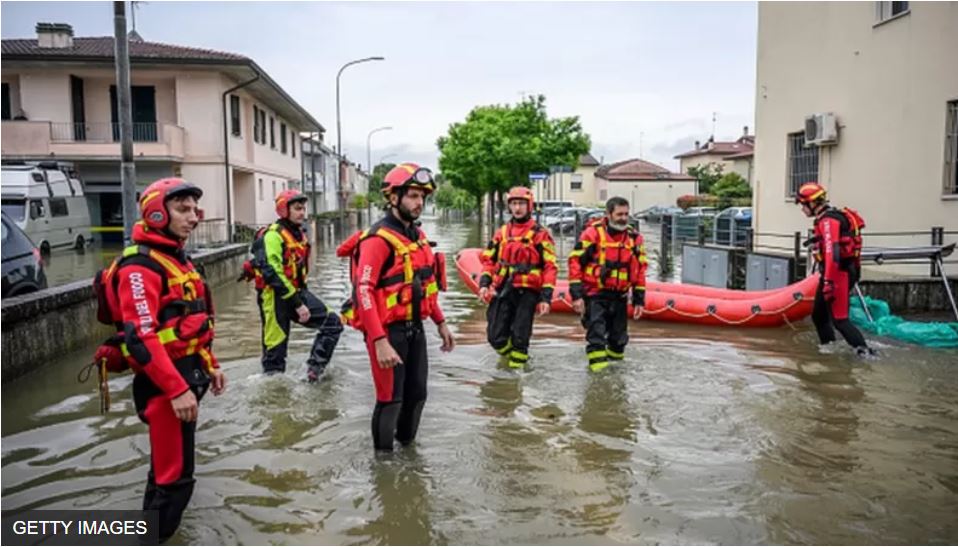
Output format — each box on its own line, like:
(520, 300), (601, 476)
(237, 226), (270, 284)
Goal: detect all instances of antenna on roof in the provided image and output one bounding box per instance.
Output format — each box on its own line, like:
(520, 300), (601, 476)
(129, 1), (146, 41)
(711, 111), (717, 139)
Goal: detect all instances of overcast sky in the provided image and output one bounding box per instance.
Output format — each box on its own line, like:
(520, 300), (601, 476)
(1, 1), (758, 172)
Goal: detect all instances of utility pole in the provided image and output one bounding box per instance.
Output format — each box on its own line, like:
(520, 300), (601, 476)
(114, 1), (137, 244)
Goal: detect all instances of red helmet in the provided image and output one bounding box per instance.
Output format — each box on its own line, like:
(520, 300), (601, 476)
(795, 182), (827, 205)
(506, 186), (534, 211)
(382, 162), (436, 197)
(275, 189), (308, 218)
(139, 177), (203, 230)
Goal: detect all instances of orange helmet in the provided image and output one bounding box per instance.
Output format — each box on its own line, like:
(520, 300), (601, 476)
(382, 162), (436, 197)
(795, 182), (827, 205)
(139, 177), (203, 230)
(275, 189), (308, 218)
(506, 186), (534, 210)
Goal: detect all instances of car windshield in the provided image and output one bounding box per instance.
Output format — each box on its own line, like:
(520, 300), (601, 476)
(1, 199), (26, 222)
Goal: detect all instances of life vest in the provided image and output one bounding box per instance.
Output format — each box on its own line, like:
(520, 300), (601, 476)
(489, 223), (546, 290)
(92, 245), (215, 375)
(582, 222), (639, 292)
(338, 223), (446, 331)
(814, 207), (865, 268)
(240, 223), (310, 290)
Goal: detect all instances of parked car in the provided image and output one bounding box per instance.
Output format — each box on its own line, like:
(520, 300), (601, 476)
(2, 211), (48, 297)
(634, 205), (683, 222)
(1, 162), (93, 254)
(550, 208), (604, 235)
(682, 206), (719, 218)
(546, 207), (590, 231)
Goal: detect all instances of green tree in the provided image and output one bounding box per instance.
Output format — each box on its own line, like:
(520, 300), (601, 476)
(711, 172), (751, 199)
(687, 163), (724, 195)
(437, 94), (591, 217)
(366, 162), (396, 206)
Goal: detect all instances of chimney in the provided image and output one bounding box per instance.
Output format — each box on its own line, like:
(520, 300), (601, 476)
(743, 125), (749, 136)
(36, 23), (74, 48)
(694, 140), (700, 149)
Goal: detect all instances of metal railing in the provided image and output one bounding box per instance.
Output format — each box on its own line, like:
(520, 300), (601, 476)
(186, 218), (230, 251)
(50, 122), (160, 143)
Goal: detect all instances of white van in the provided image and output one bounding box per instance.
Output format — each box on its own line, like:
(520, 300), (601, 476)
(1, 162), (93, 253)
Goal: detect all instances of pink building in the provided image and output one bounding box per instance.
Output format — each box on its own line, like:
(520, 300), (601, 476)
(1, 22), (323, 235)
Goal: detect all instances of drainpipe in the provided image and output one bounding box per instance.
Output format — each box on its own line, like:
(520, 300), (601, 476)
(222, 70), (260, 242)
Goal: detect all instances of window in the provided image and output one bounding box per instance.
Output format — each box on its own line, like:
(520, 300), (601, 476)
(230, 95), (241, 137)
(945, 100), (958, 195)
(281, 122), (287, 154)
(269, 116), (275, 149)
(30, 199), (45, 220)
(272, 180), (277, 198)
(253, 106), (260, 143)
(291, 132), (296, 158)
(258, 178), (263, 200)
(787, 131), (819, 197)
(49, 198), (69, 217)
(875, 1), (909, 23)
(570, 173), (583, 191)
(2, 83), (11, 120)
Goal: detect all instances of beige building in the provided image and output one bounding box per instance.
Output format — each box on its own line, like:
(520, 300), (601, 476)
(596, 158), (698, 212)
(1, 23), (322, 235)
(752, 2), (957, 276)
(675, 128), (755, 186)
(535, 153), (602, 206)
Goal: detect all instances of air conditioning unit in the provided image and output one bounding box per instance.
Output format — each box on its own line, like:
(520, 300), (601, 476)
(805, 113), (839, 146)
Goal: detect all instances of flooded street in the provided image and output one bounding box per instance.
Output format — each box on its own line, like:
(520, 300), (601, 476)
(3, 215), (957, 545)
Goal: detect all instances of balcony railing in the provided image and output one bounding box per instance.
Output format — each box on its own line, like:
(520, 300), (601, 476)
(50, 122), (160, 143)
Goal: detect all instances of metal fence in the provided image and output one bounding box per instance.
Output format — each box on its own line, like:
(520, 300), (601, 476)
(186, 218), (230, 251)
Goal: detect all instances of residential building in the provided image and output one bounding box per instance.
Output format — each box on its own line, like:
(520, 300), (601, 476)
(752, 2), (957, 276)
(534, 153), (602, 206)
(301, 136), (338, 213)
(595, 158), (697, 211)
(1, 22), (322, 237)
(675, 128), (755, 186)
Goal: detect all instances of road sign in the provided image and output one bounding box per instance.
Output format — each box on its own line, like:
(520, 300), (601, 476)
(529, 172), (548, 181)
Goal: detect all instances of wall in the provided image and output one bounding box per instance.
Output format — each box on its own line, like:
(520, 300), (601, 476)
(604, 179), (698, 211)
(14, 71), (71, 122)
(753, 2), (958, 277)
(1, 244), (247, 382)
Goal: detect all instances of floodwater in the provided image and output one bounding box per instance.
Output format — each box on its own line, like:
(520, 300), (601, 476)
(2, 214), (957, 545)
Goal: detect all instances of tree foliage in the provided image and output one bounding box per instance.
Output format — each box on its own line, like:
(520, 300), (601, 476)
(686, 163), (724, 195)
(710, 172), (751, 199)
(436, 95), (591, 211)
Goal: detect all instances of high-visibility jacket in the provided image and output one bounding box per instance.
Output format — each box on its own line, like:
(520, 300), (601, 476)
(568, 218), (648, 302)
(479, 219), (557, 301)
(98, 222), (219, 398)
(813, 206), (866, 283)
(339, 216), (446, 341)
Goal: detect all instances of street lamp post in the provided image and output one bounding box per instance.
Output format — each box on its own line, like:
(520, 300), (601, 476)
(366, 125), (393, 179)
(336, 56), (384, 225)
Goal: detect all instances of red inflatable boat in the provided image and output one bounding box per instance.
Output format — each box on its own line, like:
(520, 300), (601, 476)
(455, 248), (818, 327)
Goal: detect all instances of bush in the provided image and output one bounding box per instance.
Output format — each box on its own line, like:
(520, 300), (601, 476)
(711, 172), (751, 199)
(676, 194), (720, 210)
(434, 183), (475, 212)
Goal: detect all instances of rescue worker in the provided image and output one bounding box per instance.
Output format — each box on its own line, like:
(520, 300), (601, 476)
(251, 189), (343, 381)
(342, 162), (455, 451)
(478, 186), (557, 368)
(568, 196), (648, 372)
(795, 182), (873, 356)
(114, 178), (226, 542)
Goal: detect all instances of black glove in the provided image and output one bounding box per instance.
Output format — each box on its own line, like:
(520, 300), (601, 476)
(632, 289), (645, 307)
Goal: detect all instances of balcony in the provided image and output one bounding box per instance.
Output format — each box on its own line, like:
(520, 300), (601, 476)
(1, 121), (185, 160)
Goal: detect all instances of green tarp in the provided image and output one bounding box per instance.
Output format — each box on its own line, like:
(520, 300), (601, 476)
(850, 296), (958, 348)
